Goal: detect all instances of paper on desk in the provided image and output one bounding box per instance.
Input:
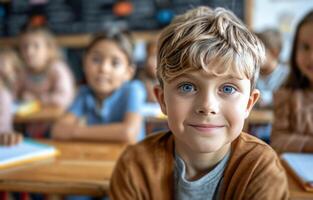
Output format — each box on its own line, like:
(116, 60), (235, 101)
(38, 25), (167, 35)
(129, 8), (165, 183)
(281, 153), (313, 183)
(0, 139), (58, 169)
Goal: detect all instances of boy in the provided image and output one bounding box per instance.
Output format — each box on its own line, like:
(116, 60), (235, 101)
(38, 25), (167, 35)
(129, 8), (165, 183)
(110, 7), (289, 200)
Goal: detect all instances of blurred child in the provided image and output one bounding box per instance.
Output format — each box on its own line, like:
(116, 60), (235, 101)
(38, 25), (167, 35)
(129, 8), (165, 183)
(0, 48), (23, 146)
(52, 30), (147, 143)
(18, 26), (75, 110)
(138, 39), (164, 118)
(255, 29), (289, 108)
(140, 40), (158, 103)
(271, 10), (313, 153)
(249, 29), (290, 143)
(110, 7), (289, 199)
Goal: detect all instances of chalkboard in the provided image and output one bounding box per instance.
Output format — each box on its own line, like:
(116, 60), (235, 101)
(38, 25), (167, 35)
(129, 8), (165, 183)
(0, 0), (245, 37)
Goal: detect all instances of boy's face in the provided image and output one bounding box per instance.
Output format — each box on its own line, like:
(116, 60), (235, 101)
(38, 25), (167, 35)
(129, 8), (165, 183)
(154, 69), (259, 154)
(84, 40), (133, 98)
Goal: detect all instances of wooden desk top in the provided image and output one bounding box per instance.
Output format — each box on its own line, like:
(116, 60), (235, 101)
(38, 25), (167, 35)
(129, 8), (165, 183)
(288, 173), (313, 200)
(287, 169), (313, 200)
(0, 140), (127, 196)
(14, 107), (64, 124)
(246, 109), (274, 124)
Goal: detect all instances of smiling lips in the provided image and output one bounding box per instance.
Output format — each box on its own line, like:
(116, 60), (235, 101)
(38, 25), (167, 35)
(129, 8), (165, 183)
(95, 77), (110, 84)
(188, 123), (225, 133)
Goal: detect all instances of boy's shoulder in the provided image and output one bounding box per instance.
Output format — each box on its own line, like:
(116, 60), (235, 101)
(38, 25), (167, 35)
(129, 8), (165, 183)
(233, 132), (276, 156)
(229, 132), (284, 174)
(119, 131), (173, 162)
(221, 133), (289, 199)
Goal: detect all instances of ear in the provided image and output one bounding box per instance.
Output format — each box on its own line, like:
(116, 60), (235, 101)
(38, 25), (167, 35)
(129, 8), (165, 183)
(153, 85), (167, 115)
(244, 89), (260, 119)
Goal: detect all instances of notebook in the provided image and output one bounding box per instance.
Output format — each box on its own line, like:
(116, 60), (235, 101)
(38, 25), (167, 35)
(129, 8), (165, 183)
(0, 139), (59, 170)
(281, 153), (313, 192)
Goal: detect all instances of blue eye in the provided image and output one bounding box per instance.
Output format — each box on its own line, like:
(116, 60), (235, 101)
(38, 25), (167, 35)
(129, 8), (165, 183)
(222, 85), (236, 94)
(179, 83), (196, 93)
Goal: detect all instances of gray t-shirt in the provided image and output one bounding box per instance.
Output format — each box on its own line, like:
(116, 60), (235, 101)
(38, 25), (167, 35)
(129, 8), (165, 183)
(174, 151), (230, 200)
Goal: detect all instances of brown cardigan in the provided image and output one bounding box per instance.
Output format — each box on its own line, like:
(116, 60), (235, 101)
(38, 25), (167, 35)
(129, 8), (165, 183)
(271, 89), (313, 153)
(110, 131), (289, 200)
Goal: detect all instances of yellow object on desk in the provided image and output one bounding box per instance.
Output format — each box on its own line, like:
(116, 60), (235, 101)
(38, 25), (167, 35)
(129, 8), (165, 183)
(15, 101), (41, 117)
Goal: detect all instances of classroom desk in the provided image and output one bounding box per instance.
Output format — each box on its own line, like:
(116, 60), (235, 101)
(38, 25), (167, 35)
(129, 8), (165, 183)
(0, 140), (127, 196)
(286, 167), (313, 200)
(246, 109), (274, 124)
(14, 106), (64, 124)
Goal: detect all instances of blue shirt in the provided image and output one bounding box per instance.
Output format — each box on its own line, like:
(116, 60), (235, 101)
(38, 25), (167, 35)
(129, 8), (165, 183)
(257, 63), (289, 107)
(69, 80), (147, 141)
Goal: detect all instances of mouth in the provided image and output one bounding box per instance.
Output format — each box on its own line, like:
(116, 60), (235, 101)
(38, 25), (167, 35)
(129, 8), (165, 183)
(188, 123), (225, 133)
(95, 77), (110, 84)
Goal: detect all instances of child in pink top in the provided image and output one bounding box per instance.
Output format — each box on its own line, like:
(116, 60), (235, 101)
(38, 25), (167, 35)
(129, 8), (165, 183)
(18, 26), (75, 110)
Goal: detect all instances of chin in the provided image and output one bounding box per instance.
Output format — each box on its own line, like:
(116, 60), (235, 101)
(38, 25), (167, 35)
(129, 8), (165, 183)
(28, 66), (45, 73)
(189, 142), (225, 154)
(94, 87), (113, 95)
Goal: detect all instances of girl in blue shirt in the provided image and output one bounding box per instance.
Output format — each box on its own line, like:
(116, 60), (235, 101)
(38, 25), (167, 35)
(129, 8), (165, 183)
(52, 30), (146, 143)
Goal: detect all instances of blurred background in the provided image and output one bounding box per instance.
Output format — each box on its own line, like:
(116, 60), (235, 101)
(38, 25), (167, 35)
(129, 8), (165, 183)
(0, 0), (313, 84)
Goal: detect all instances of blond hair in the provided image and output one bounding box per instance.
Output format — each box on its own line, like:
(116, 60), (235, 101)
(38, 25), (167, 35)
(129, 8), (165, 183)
(157, 6), (265, 90)
(18, 27), (62, 64)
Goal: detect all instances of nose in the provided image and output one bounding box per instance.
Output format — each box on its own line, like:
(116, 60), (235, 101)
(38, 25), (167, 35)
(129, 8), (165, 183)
(99, 61), (111, 73)
(24, 45), (35, 58)
(195, 92), (219, 115)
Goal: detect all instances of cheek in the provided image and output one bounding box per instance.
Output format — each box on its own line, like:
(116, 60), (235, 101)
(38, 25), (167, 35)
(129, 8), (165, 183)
(33, 48), (48, 65)
(85, 68), (97, 83)
(166, 95), (191, 124)
(296, 51), (306, 69)
(223, 98), (248, 127)
(113, 68), (130, 82)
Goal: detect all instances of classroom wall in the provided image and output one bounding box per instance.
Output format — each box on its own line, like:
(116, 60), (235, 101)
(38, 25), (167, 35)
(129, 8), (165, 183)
(252, 0), (313, 62)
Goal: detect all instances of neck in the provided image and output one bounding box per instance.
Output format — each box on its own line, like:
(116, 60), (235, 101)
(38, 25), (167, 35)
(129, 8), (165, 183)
(28, 67), (47, 76)
(175, 142), (230, 181)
